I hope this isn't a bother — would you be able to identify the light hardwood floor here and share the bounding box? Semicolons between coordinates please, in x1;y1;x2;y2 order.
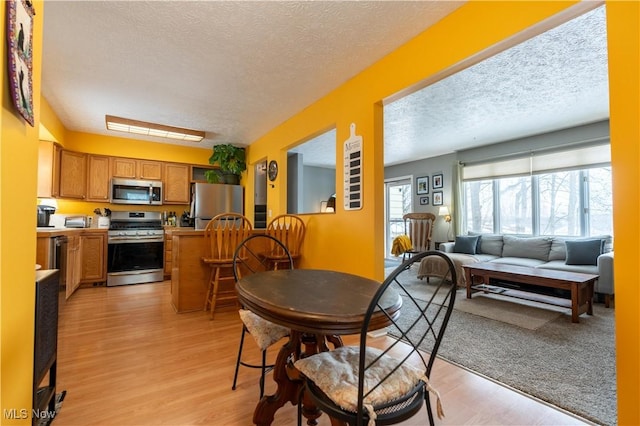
53;281;591;425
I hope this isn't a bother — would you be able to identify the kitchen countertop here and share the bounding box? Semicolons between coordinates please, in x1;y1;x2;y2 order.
36;227;108;237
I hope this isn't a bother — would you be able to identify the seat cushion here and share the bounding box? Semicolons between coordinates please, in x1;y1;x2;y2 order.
294;346;435;416
238;309;289;350
489;257;547;268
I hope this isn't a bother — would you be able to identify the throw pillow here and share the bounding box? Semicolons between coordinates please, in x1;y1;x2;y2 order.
565;239;605;265
453;235;480;255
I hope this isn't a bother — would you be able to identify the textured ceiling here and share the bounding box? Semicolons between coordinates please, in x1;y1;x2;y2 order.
41;2;608;168
41;1;462;151
383;5;609;166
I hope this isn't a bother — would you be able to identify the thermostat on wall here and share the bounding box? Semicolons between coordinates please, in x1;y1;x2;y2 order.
343;123;362;211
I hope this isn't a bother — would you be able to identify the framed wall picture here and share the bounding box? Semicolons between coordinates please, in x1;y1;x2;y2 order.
432;173;443;189
416;176;429;195
5;0;35;126
419;196;429;205
433;191;443;206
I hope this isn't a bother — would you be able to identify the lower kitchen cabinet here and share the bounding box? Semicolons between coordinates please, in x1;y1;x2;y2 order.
36;229;108;300
66;235;81;299
80;232;107;283
164;230;173;278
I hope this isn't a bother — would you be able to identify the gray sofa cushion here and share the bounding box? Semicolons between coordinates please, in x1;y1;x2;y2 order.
549;235;613;261
502;235;552;261
468;232;503;256
537;260;599;276
453;235;480;254
548;238;568;261
565;239;605;265
489;257;547;268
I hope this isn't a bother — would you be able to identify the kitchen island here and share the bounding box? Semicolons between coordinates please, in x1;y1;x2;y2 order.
166;228;264;313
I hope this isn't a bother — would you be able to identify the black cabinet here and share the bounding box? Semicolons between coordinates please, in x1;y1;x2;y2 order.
33;269;59;425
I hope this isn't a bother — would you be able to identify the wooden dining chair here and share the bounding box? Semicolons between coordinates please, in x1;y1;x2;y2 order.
295;251;457;426
402;213;436;262
265;214;306;269
201;213;252;318
232;234;293;398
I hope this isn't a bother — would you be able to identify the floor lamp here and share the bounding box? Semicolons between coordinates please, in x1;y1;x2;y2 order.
439;206;453;241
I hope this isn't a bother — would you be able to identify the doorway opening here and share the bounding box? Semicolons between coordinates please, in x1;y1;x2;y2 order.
384;177;412;265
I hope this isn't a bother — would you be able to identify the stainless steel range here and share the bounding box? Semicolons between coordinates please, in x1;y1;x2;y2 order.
107;211;164;286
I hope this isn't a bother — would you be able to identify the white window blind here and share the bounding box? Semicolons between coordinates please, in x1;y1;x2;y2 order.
462;144;610;181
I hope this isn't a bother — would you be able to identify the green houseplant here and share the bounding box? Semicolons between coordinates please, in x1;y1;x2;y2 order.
205;144;247;184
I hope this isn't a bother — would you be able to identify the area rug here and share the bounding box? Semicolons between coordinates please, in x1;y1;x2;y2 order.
389;289;617;426
396;273;567;330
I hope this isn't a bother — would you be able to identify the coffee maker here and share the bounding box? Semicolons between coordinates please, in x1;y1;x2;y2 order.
37;205;56;227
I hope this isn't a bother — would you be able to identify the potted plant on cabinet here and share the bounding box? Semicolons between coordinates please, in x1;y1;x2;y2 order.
205;144;246;184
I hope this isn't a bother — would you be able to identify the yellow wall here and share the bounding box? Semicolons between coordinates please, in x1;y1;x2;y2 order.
606;2;639;424
40;96;65;143
2;1;638;424
247;0;581;280
246;1;639;423
1;1;44;423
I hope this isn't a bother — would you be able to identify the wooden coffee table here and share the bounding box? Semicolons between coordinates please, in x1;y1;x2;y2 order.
463;262;598;323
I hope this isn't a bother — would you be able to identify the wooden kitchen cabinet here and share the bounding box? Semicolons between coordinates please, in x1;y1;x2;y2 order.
164;230;173;278
37;141;61;198
66;235;82;300
59;150;87;199
86;155;111;202
138;160;163;180
80;232;107;283
111;157;163;180
163;163;190;204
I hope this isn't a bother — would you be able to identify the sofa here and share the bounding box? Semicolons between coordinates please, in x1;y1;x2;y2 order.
417;233;614;307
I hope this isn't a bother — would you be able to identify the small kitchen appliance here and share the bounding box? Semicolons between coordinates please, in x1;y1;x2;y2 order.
64;216;89;228
37;205;56;227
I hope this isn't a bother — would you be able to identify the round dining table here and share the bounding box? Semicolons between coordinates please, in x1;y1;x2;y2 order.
236;268;402;426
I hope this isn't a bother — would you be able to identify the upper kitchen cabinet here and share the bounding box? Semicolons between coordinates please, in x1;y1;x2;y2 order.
163;163;190;204
86;155;111;202
37;141;61;198
59;150;87;199
111;157;163;180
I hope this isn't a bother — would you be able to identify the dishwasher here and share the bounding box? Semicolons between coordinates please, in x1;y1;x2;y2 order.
49;236;68;291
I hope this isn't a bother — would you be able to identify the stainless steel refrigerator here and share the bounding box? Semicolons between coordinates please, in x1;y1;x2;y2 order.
192;183;244;230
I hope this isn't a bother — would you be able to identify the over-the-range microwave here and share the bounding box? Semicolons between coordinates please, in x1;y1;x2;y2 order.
111;178;163;205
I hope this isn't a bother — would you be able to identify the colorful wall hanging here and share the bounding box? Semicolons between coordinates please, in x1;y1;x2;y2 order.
6;0;35;126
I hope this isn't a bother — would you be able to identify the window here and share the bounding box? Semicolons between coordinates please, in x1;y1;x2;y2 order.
462;166;612;237
385;178;412;258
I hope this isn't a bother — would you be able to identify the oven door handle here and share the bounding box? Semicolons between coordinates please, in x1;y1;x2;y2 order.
108;236;164;243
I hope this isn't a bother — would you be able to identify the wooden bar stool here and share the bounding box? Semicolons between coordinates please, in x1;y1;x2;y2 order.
201;213;252;318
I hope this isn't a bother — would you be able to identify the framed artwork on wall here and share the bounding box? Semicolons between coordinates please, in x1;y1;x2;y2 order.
5;0;36;127
416;176;429;194
432;173;443;189
433;191;443;206
419;196;429;205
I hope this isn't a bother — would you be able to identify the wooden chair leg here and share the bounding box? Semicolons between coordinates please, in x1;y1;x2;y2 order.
210;267;221;318
204;267;215;312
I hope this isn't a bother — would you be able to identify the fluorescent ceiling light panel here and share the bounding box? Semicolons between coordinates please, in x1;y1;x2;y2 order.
105;115;205;142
